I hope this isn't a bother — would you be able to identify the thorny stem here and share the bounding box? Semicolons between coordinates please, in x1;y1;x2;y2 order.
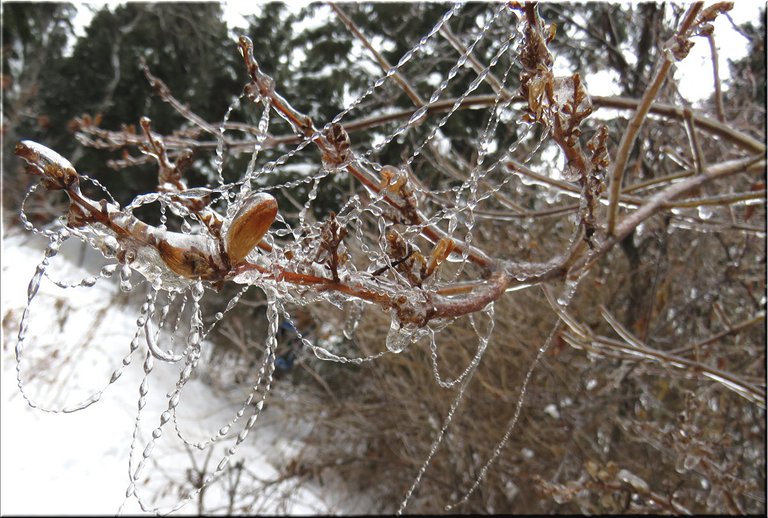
607;3;705;235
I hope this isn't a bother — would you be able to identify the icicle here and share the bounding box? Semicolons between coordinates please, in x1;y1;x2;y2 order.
14;233;110;413
431;303;494;389
216;93;244;187
397;346;485;515
385;319;412;354
343;299;364;340
446;280;582;511
164;289;281;516
119;264;133;292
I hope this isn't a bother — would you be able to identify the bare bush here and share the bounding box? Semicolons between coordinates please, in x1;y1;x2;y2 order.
6;2;765;514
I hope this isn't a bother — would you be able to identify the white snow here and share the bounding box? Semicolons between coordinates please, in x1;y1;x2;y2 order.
0;231;342;514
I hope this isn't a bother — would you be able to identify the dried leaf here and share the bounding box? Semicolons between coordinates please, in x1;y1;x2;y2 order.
225;192;278;265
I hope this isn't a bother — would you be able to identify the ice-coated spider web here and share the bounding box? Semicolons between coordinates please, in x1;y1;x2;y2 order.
13;3;588;514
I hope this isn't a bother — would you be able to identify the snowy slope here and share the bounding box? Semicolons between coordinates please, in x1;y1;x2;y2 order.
1;231;340;514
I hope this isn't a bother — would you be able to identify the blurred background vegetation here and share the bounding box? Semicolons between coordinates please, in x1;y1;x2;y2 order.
2;2;765;514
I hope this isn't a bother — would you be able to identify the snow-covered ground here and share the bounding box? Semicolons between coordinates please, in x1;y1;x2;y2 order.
1;230;348;514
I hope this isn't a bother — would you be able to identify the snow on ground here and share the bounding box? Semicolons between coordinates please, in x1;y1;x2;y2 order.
0;230;344;514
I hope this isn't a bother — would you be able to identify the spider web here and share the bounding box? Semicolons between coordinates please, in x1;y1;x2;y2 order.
13;3;584;514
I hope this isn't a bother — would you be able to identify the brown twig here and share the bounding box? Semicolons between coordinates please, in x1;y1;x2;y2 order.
682;107;706;174
329;3;424;106
236;35;495;271
577;154;765;275
607;2;706;235
706;33;726;123
73;93;765;159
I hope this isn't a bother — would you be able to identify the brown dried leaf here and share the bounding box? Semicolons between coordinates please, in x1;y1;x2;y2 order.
225;192;278;266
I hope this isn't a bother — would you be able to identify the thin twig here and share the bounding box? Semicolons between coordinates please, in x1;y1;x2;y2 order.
669;312;766;355
607;3;705;235
236;35;496;270
74;93;765;157
682;107;706;174
577;155;765;274
329;3;424;106
706;33;726;123
439;23;513;99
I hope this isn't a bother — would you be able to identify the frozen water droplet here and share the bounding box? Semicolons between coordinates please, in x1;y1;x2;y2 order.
675;454;688;473
119;264;133;292
697;205;713;220
101;264;118;278
45;239;62;258
192;281;204;301
543;403;560;419
312;346;342;362
99;235;120;258
343;300;364;340
181;220;192;234
618;469;650;492
562;163;580;182
142;442;154;458
324;292;345;310
386;319;412;354
683;454;700;470
27;265;45;301
188;329;201;347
